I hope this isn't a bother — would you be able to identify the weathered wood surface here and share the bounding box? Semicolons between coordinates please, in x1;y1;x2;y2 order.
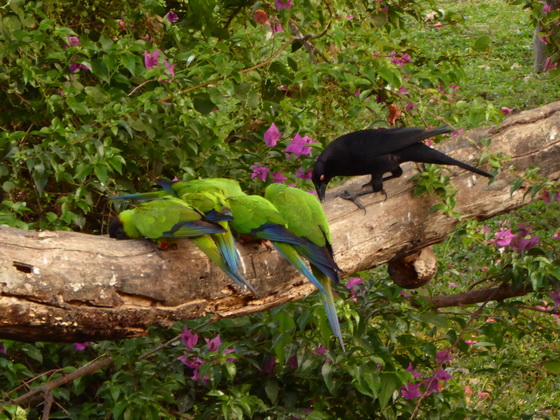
1;101;559;342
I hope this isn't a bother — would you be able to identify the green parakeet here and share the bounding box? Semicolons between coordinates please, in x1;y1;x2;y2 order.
265;183;344;350
226;193;328;296
109;197;252;293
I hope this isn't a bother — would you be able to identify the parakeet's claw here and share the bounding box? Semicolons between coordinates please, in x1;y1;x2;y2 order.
262;240;274;252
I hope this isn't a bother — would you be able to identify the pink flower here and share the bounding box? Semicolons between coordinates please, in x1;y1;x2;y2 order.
272;170;287;183
545;57;558;71
224;348;236;363
286;133;315;156
465;339;478;345
405;103;416;112
180;326;199;350
512;235;540;252
434;21;443;29
66;35;80;46
69;59;90;73
262;357;277;373
73;342;89;351
346;277;364;290
405;362;423;379
401;382;422;399
389;51;412;67
543;3;552;13
264;123;282;147
144;49;160;70
314;347;328;355
251;164;270;181
295;167;312;180
424;376;442;393
495;229;516;248
543;191;560;203
553;228;560;240
433;369;452;382
549;290;560;311
269;20;284;34
398;86;408;95
501;106;513;115
178;355;208;383
477;391;490;399
287;355;298;369
448;282;457;288
166;11;179;23
164;59;176;78
435;349;454;364
205;335;222;352
118;19;126;30
276;0;292;10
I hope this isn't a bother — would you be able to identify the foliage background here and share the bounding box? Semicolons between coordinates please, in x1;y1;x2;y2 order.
1;0;560;418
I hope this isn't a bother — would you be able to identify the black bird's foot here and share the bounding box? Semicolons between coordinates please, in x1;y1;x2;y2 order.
338;190;367;211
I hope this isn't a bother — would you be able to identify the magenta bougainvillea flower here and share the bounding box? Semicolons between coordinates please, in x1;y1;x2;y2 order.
264;123;282;147
286;133;315;156
144;49;160;70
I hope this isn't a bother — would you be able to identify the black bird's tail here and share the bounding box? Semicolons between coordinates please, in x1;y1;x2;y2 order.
399;143;492;178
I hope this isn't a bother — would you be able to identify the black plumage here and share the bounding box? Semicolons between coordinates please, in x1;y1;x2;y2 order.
312;126;492;206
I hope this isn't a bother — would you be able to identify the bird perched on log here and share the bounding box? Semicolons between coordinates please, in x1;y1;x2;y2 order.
264;183;345;350
312;126;492;208
109;196;254;294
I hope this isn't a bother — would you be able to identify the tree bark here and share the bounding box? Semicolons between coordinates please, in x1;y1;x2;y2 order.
1;102;560;343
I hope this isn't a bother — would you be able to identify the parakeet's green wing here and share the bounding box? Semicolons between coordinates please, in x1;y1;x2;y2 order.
170;178;245;198
129;197;223;239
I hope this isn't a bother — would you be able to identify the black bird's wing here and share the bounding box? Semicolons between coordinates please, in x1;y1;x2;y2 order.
329;126;453;157
395;143;492;177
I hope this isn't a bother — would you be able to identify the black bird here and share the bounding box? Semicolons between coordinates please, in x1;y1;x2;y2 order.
312;126;492;207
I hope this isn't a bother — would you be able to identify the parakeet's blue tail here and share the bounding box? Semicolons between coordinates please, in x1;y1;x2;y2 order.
192;235;255;294
253;223;307;246
162;221;225;237
313;267;345;351
213;226;256;295
295;240;341;284
109;191;168;201
272;241;326;295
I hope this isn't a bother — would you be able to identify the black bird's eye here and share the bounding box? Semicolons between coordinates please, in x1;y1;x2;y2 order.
320;174;325;181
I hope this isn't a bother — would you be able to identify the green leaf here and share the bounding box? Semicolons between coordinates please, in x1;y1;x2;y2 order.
378;373;397;410
94;164;108;183
543;361;560;375
264;378;278;404
193;93;216;115
321;363;335;394
473;35;492;52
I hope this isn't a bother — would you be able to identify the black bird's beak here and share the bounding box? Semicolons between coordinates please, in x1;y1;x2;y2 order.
316;182;327;202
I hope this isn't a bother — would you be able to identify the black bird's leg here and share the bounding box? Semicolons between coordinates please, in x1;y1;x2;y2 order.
339;167;404;209
337;188;375;210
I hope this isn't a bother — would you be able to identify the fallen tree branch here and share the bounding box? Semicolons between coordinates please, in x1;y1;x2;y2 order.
0;101;559;342
428;284;532;309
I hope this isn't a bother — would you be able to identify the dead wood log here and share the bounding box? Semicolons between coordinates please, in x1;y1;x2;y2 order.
1;101;560;342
